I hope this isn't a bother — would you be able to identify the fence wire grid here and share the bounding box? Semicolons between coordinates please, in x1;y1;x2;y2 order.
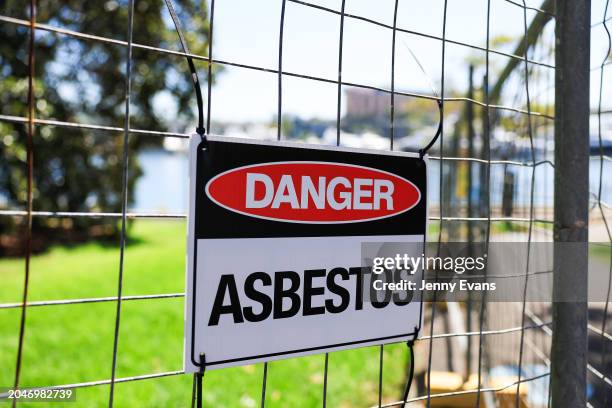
0;0;611;407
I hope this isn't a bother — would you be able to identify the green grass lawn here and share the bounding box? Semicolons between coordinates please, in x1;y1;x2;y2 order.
0;220;411;407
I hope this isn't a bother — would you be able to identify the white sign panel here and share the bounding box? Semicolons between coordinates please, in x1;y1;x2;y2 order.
184;135;427;372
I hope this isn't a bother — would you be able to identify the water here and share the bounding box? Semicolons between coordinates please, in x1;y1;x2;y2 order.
132;149;189;213
132;149;611;213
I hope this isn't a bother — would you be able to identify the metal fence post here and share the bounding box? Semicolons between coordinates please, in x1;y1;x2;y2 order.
551;1;591;407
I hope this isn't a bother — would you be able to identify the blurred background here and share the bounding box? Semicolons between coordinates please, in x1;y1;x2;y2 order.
0;0;611;406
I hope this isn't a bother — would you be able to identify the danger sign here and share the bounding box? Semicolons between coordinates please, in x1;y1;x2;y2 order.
206;162;421;223
184;135;427;372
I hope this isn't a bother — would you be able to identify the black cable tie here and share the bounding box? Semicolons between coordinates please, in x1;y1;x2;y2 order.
408;325;420;347
419;99;443;159
195;353;206;408
197;127;208;149
401;334;417;408
163;0;207;145
199;352;206;373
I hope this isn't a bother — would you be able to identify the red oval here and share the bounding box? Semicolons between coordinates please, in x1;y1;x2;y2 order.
205;161;421;224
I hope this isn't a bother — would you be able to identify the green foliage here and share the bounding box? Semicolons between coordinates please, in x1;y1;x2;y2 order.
0;0;215;253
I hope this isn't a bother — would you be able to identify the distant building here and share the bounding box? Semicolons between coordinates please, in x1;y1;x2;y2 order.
345;88;389;117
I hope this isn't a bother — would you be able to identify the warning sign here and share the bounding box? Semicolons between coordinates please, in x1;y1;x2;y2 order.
184;135;427;371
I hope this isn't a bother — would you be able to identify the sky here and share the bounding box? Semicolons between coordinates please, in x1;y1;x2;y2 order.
189;0;611;124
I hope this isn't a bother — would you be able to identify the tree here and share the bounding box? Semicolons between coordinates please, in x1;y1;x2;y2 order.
0;0;216;254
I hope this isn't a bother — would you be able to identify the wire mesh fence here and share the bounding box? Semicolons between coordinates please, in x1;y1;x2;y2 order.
0;0;610;407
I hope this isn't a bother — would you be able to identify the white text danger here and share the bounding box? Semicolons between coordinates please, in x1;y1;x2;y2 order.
245;173;395;210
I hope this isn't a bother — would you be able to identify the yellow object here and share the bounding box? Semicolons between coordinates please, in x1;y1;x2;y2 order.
424;372;529;408
425;371;484;407
488;376;529;408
